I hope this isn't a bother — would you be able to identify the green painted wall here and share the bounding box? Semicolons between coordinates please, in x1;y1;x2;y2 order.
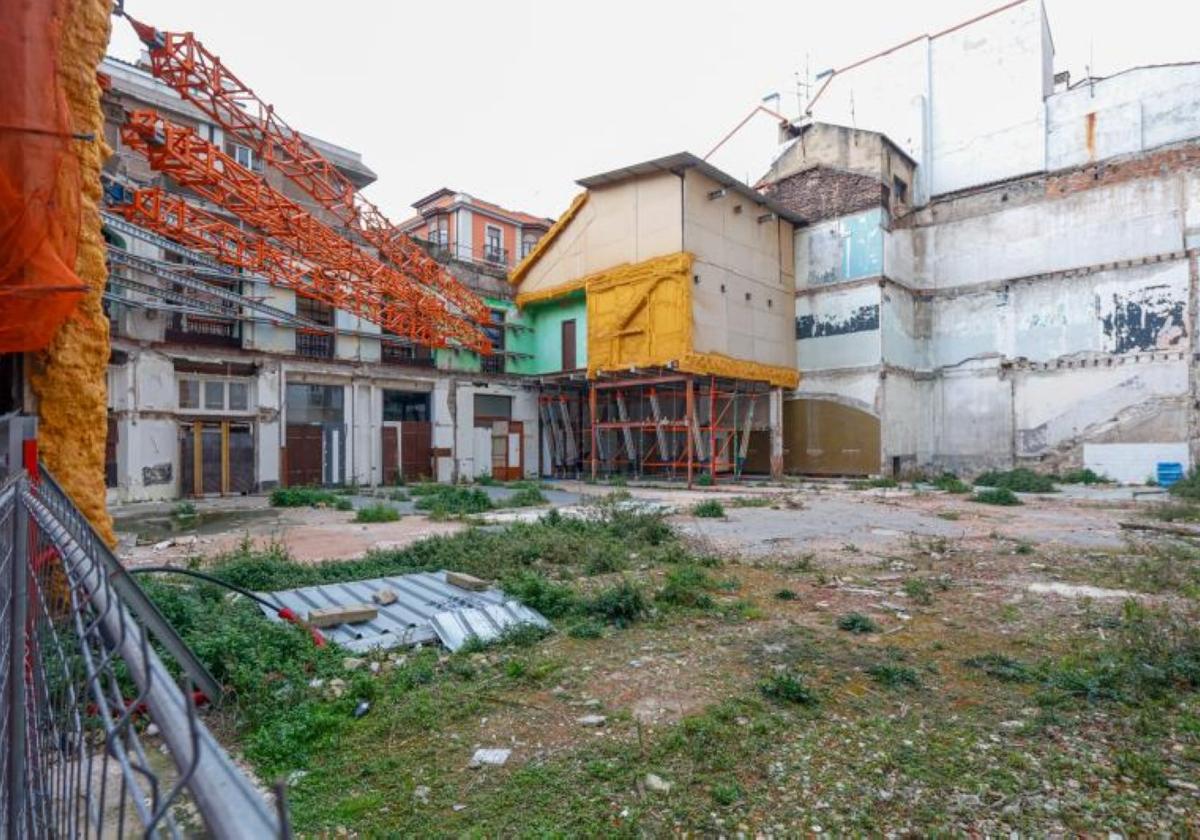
508;292;587;375
435;293;587;376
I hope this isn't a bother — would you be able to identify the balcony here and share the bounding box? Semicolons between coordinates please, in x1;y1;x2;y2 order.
165;314;240;348
381;340;435;367
413;238;528;270
482;245;508;265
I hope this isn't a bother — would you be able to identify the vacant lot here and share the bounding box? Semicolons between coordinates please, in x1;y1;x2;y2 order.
126;479;1200;835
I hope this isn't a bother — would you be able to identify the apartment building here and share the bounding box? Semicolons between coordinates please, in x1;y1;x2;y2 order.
100;56;547;501
399;189;552;271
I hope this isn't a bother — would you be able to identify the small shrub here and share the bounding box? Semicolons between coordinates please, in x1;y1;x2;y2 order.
387;489;410;502
475;473;499;486
837;612;879;634
692;499;725;518
1151;502;1200;523
973;487;1022;506
334;497;353;512
1060;468;1109;485
656;565;715;610
354;504;400;523
587;580;648;627
711;781;744;806
973;468;1056;493
1014;540;1035;555
932;473;970;494
774;588;799;601
936;510;961;521
729;495;774;508
505;487;548;508
1168;468;1200;501
270;486;339;508
851;477;898;490
172;501;197;522
502;572;580;618
413;485;493;517
695;473;714;487
759;671;818;705
903;578;933;605
867;663;921;688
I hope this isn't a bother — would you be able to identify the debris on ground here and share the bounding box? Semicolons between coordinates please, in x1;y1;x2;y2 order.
468;748;511;768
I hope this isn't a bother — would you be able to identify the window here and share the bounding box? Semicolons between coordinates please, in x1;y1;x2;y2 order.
178;377;254;413
473;393;512;425
383;390;431;422
561;319;577;371
892;176;908;207
228;381;249;411
227;142;255;171
295;296;335;358
285;383;344;423
484;225;504;263
520;234;538;258
179;380;200;410
481;308;506;374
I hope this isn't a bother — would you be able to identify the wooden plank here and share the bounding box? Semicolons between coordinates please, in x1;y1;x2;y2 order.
446;571;491;591
307;603;378;628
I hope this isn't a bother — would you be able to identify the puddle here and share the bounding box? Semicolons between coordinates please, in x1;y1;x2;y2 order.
113;508;279;544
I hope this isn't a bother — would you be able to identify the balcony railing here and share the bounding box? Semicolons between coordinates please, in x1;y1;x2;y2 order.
166;313;241;348
415;238;533;270
381;340;435;367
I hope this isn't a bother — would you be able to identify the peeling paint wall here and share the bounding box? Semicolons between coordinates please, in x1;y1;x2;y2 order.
796;208;885;286
30;0;114;543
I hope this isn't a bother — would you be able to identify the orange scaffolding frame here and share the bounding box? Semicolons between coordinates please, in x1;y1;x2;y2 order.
123;14;489;327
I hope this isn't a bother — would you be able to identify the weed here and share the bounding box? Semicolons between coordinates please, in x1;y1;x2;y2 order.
936;510;961;521
728;495;774;508
1150;502;1200;523
566;621;603;639
1168;468;1200;501
504;487;548;508
656;565;716;610
973;487;1022;506
270;486;339;508
962;653;1036;682
587;580;648;627
354;504;400;523
774;588;799;601
785;554;815;572
413;485;493;517
758;671;818;705
1059;468;1110;485
973;468;1056;493
696;473;714;487
692;499;725;518
171;501;197;522
335;498;354;512
1014;540;1035;555
475;473;500;486
607;475;628;487
932;473;971;494
867;663;921;688
710;781;744;806
903;578;934;605
386;489;410;502
837;612;879;634
502;572;580;618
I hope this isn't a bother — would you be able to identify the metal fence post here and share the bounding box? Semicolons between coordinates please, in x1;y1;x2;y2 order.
7;476;28;837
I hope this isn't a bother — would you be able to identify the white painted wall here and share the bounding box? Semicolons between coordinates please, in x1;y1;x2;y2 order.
1083;442;1190;485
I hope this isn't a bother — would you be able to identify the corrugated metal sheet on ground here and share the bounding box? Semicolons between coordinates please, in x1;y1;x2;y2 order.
256;570;548;653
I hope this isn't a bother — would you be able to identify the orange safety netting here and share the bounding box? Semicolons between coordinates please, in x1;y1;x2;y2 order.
0;0;88;352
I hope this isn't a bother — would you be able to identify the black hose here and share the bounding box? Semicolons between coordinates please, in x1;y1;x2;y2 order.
129;565;282;611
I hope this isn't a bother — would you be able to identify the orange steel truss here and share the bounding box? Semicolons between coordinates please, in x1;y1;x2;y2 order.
113;187;443;346
119;110;489;353
124;15;489;327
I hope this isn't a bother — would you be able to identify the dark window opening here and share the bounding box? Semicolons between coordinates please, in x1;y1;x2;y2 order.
474;393;512;427
383;390;431;422
295;296;335;359
561;319;577;371
892;176;908;207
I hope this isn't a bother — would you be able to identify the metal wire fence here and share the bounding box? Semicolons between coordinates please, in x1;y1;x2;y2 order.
1;415;284;838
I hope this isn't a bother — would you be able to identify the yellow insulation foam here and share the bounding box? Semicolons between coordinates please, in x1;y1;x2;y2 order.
508;191;588;286
585;251;798;389
514;276;587;308
29;0;115;545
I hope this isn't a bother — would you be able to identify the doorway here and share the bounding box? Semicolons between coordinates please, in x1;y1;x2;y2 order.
179;420;255;496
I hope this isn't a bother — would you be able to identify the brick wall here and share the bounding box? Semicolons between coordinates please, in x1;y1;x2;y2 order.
1046;143;1200;199
762;166;886;225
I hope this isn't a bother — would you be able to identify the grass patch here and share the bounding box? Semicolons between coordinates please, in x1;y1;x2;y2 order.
973;487;1022;506
353;503;400;523
936;510;961;521
586;579;648;627
866;663;921;688
728;495;774;508
504;486;548;508
758;671;818;705
566;620;604;639
334;497;354;512
270;486;340;508
1149;502;1200;523
691;499;725;518
837;612;878;634
656;565;717;610
963;653;1036;683
774;588;799;601
412;485;493;518
973;468;1056;493
903;578;934;605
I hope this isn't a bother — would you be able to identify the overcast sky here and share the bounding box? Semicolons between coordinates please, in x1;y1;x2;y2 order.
109;1;1199;222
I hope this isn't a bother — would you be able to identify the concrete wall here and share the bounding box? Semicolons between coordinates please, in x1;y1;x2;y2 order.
507;294;588;376
808;0;1051;200
518;172;683;295
796;208;886;287
683;168;797;370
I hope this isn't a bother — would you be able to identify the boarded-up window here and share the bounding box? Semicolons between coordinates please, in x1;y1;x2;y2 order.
561;319;576;371
474;393;512;426
383;390;430;422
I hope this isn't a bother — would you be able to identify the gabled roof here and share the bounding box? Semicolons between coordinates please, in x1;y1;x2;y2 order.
576;151;806;225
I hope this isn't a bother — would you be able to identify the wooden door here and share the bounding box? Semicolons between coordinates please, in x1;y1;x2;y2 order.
561;319;576;371
493;420;523;481
381;425;400;484
228;423;255;493
400;421;432;481
285;424;324;486
181;420;256;495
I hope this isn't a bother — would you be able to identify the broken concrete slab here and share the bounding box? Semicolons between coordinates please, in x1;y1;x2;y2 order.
468;748;511;768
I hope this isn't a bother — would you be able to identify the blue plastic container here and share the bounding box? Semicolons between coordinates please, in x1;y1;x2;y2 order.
1156;462;1184;488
